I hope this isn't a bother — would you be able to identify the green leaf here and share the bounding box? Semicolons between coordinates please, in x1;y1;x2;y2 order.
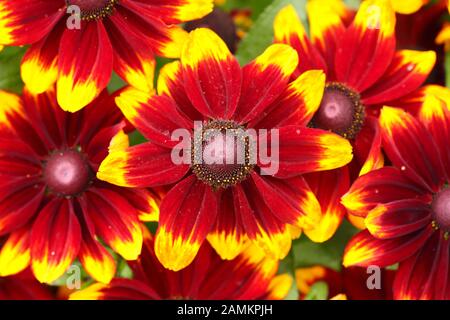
445;51;450;88
223;0;273;19
0;46;27;93
235;0;307;65
292;220;359;271
304;281;329;300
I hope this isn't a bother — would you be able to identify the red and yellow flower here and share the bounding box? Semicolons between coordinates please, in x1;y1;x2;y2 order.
0;270;54;300
98;28;353;271
0;88;160;284
342;89;450;299
70;229;291;300
0;0;213;112
296;265;394;300
273;0;436;238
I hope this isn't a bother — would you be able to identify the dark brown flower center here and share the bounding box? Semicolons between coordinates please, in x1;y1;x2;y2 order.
66;0;118;20
432;187;450;235
191;120;254;190
311;83;365;139
43;149;93;196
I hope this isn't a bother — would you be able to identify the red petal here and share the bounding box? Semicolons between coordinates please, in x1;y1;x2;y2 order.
249;70;325;129
57;21;113;112
98;142;190;188
365;199;432;239
273;5;327;77
31;199;81;284
343;227;433;268
379;107;446;192
342;167;430;217
234;44;298;123
334;0;396;92
0;0;64;45
115;87;193;147
155;175;218;271
181;28;241;119
362;50;436;105
81;187;143;261
262;126;353;178
394;233;449;300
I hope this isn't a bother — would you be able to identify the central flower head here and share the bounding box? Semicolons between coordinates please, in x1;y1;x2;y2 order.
66;0;118;20
43;149;93;196
432;187;450;234
191;120;255;190
311;83;365;139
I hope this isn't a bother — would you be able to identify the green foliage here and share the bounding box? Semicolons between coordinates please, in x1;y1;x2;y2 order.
235;0;307;65
304;281;329;300
0;46;26;93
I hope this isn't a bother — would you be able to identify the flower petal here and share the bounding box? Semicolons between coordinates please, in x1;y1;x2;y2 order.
365;199;432;239
417;91;450;180
115;87;192;147
273;5;327;76
233;44;298;123
341;167;430;217
334;0;396;91
263;126;353;178
57;21;113;112
105;11;156;93
0;227;30;276
0;0;64;45
31;199;81;284
98;141;190;188
207;188;247;260
379;106;445;192
306;0;348;78
304;167;350;243
81;188;143;261
181;28;242;119
155;175;218;271
250;70;325;129
21;20;65;94
235;183;293;260
393;233;449;300
79;231;116;284
343;227;433;268
362;50;436;105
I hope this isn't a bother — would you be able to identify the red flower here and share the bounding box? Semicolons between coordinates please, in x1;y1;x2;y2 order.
342;95;450;299
272;0;436;240
70;229;291;300
0;270;54;300
0;89;160;284
296;265;394;300
97;28;353;271
0;0;214;111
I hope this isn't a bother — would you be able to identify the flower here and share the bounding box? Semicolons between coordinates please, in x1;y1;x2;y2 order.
0;88;160;284
98;28;353;271
342;92;450;299
70;229;291;300
296;265;394;300
272;0;436;239
0;0;213;111
0;270;54;300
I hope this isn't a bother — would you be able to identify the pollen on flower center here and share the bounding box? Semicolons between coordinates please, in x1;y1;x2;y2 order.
311;83;365;139
43;149;93;197
191;120;255;190
66;0;118;21
432;187;450;234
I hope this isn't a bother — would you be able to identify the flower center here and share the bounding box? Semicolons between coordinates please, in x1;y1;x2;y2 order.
43;149;93;196
66;0;118;20
311;83;365;139
191;120;255;190
432;187;450;234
